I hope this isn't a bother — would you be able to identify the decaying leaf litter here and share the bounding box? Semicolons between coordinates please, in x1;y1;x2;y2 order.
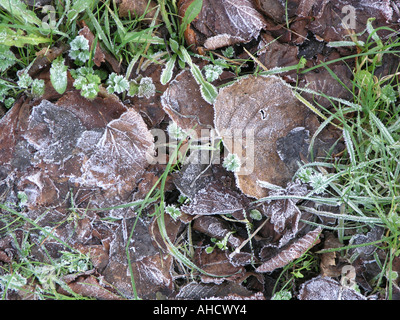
0;0;400;300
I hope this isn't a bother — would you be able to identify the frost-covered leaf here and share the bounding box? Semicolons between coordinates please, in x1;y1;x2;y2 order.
192;216;244;249
264;180;309;246
17;72;33;89
298;276;366;300
180;46;218;104
256;227;322;273
167;121;188;140
165;204;182;221
81;83;99;100
182;181;248;217
80;108;155;200
106;73;129;94
0;0;42;26
160;54;176;85
69;35;90;65
180;0;267;49
64;275;123;300
214;75;319;199
138;77;156;99
50;57;68;95
223;153;241;173
203;64;223;82
69;35;90;52
30;79;45;98
161;69;215;136
0;45;17;72
176;281;258;300
103;217;176;299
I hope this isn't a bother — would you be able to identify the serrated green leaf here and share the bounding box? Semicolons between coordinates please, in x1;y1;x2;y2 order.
160;54;176;85
0;28;51;47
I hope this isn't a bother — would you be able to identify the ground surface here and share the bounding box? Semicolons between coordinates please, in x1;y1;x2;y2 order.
0;0;400;300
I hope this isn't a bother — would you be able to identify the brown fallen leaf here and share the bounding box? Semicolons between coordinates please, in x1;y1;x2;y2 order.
64;274;124;300
299;60;353;108
181;181;248;218
180;0;267;50
79;107;155;201
214;75;320;199
257;33;300;78
176;281;257;300
256;227;322;273
298;275;366;300
319;232;343;278
161;70;215;136
0;89;155;215
263;180;309;247
116;0;159;21
195;246;245;284
102;217;175;299
254;0;300;23
192;216;245;249
78;25;105;67
304;0;398;43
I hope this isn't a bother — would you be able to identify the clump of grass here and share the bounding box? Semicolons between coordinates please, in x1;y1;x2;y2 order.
266;22;400;299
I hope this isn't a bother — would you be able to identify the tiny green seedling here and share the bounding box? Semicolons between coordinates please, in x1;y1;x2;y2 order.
205;231;235;254
165;204;182;221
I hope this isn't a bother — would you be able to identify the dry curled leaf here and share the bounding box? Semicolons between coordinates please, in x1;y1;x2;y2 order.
256;227;322;273
192;216;244;249
63;275;124;300
264;180;309;246
214;75;319;199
